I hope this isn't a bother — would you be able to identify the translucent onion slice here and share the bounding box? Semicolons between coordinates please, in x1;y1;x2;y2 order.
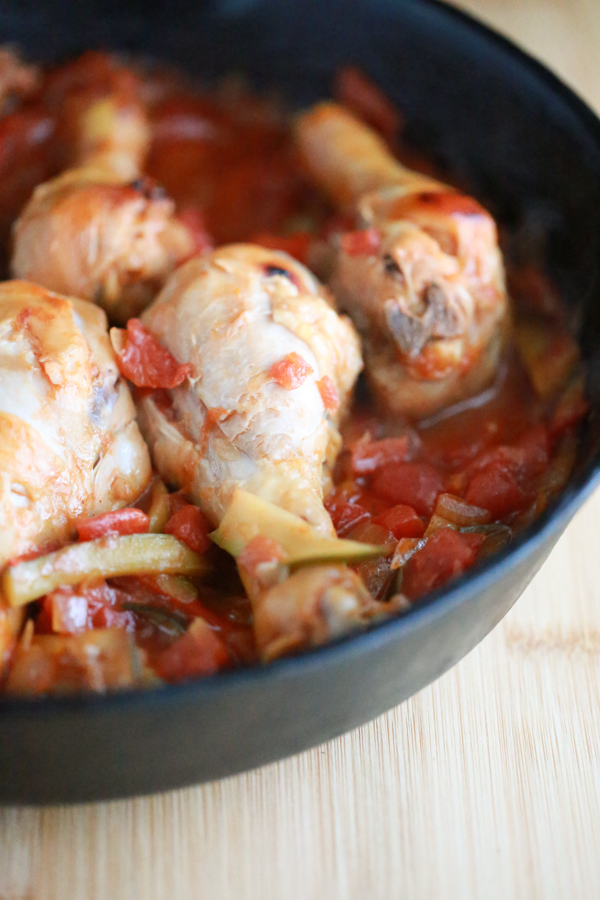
147;477;170;534
434;493;491;527
3;535;209;607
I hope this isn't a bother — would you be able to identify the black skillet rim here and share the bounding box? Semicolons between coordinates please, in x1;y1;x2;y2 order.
1;0;600;718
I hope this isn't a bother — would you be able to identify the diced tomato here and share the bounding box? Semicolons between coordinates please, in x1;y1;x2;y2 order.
250;231;312;264
371;461;443;517
345;520;397;553
237;535;286;578
327;500;371;537
373;505;425;539
462;425;550;519
164;504;212;555
340;227;382;256
335;66;402;145
317;376;339;412
464;462;529;519
269;352;313;390
402;529;485;600
116;319;192;389
176;206;214;255
37;581;136;635
350;436;413;475
76;508;150;542
154;618;230;682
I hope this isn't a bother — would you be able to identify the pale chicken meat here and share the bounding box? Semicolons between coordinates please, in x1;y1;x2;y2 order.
0;280;151;570
136;244;404;658
137;243;362;534
294;102;510;419
11;55;197;322
251;563;404;662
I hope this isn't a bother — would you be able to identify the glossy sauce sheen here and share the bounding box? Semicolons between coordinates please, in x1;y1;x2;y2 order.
0;58;587;692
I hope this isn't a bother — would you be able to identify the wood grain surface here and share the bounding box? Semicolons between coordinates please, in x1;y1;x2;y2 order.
2;3;600;898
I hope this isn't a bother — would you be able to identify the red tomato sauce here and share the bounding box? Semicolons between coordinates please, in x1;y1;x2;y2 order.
0;58;588;691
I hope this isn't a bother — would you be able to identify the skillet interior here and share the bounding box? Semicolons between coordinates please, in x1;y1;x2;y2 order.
1;0;600;803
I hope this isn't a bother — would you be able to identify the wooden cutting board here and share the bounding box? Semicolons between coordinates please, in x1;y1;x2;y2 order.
2;3;600;897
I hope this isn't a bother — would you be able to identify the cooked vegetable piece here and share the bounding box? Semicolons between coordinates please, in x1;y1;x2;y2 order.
269;352;314;390
154;618;230;682
402;529;486;599
39;580;135;635
114;319;192;388
434;494;491;527
164;504;212;554
390;537;426;571
147;477;170;534
76;508;150;541
210;490;386;567
371;461;443;516
350;436;413;475
120;601;189;637
3;534;208;607
327;500;371;537
373;505;425;539
137;573;199;605
345;520;397;554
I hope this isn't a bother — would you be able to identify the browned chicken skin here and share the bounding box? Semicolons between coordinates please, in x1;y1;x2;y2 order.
0;279;151;569
11;56;197;322
138;243;362;532
294;102;510;419
137;244;402;658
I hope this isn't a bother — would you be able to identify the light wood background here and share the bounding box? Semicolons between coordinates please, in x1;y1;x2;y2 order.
3;3;600;898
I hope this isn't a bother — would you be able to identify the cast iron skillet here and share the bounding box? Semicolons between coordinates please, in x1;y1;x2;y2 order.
1;0;600;804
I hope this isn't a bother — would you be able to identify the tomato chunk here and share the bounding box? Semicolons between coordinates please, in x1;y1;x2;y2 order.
327;500;371;537
350;436;412;475
463;425;550;519
402;529;485;599
76;508;150;542
154;618;230;682
269;352;313;390
317;376;339;412
116;319;191;389
371;461;443;516
164;504;212;554
251;231;312;264
464;462;529;519
37;581;135;635
340;227;382;256
373;505;425;539
237;535;286;577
